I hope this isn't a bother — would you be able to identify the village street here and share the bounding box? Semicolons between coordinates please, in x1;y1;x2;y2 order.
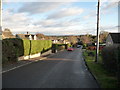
3;48;99;88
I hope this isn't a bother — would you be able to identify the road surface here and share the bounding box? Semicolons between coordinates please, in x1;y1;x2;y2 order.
3;48;99;88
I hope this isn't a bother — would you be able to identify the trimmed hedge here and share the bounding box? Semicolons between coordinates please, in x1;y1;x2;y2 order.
52;44;70;53
2;38;52;64
2;38;24;63
23;40;30;56
101;45;119;73
30;40;52;55
101;45;120;85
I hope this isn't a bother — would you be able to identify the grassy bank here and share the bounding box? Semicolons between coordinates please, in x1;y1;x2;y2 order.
83;50;118;88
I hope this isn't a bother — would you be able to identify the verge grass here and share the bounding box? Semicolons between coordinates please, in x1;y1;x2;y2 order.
83;50;118;88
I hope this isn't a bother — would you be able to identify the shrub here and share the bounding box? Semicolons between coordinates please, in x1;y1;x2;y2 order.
23;40;30;56
88;52;95;57
58;45;65;51
52;44;69;52
101;45;119;73
31;40;43;55
102;45;120;86
2;39;52;64
2;38;24;64
83;44;87;49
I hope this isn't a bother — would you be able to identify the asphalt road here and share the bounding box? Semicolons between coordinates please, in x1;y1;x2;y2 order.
3;48;99;88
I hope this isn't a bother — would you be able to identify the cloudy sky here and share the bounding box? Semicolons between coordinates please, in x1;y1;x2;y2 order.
2;0;119;35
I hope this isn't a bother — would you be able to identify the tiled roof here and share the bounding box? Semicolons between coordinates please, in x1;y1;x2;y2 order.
16;34;29;39
109;33;120;44
2;30;15;39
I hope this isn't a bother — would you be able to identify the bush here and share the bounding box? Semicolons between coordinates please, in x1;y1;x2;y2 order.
2;38;24;63
2;39;52;64
52;44;68;53
30;40;52;55
83;44;87;49
101;45;120;73
24;40;52;55
88;52;95;57
23;40;30;56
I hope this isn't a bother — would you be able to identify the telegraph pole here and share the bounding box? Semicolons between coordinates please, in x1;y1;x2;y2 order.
0;0;2;38
95;0;100;62
0;1;2;90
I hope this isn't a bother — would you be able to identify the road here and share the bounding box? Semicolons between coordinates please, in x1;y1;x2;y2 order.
3;48;99;88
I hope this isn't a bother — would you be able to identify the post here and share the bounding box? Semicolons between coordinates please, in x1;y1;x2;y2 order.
0;0;2;35
0;1;2;90
0;0;2;41
95;0;100;62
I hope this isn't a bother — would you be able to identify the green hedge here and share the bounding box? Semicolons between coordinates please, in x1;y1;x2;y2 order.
30;40;52;55
52;44;70;52
101;45;120;73
101;45;120;86
2;38;52;64
2;38;24;63
23;40;30;56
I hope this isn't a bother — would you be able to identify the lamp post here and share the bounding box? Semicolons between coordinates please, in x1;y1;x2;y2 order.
95;0;100;62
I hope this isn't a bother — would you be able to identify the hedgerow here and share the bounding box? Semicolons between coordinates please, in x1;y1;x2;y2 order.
2;38;52;64
101;45;119;73
101;45;120;86
2;38;24;63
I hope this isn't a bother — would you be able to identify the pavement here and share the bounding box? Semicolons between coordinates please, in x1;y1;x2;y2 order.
2;48;99;88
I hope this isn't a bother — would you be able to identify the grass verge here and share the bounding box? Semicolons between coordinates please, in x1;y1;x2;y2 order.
83;49;118;88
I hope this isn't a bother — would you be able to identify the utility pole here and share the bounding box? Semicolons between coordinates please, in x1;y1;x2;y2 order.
0;0;2;39
0;1;2;90
95;0;100;62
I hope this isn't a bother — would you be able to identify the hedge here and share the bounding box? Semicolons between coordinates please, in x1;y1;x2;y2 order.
101;45;120;85
2;38;24;63
30;40;52;55
101;45;120;73
52;44;71;52
23;40;30;56
2;38;52;64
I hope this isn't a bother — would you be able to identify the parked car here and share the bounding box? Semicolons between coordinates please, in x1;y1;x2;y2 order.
77;45;81;48
67;47;74;51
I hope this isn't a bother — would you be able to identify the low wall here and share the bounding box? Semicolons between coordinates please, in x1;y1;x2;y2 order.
18;50;52;60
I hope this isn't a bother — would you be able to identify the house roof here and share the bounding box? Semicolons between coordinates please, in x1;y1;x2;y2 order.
16;34;36;39
109;33;120;43
16;34;28;39
2;29;15;39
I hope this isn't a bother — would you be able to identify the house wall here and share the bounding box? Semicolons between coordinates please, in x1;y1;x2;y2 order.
29;35;32;40
34;35;37;40
106;34;114;46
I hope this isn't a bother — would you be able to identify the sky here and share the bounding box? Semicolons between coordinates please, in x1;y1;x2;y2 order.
2;0;119;35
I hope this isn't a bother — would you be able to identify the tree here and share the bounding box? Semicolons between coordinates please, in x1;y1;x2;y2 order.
67;36;78;46
99;31;109;43
80;34;92;44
